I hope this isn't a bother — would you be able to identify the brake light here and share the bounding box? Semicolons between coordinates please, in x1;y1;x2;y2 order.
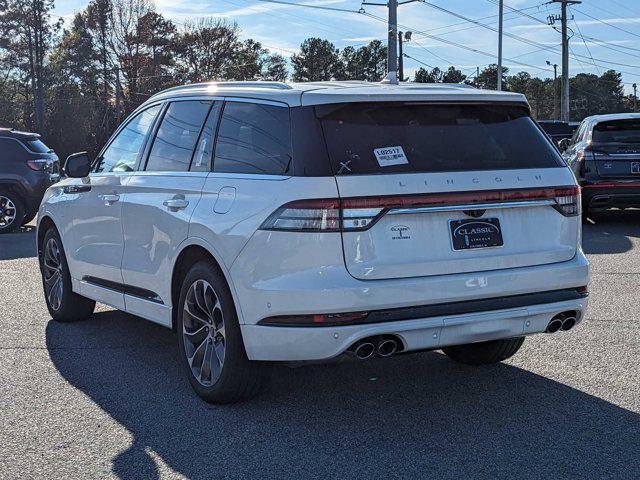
260;199;341;231
26;159;48;171
260;186;582;232
552;186;581;216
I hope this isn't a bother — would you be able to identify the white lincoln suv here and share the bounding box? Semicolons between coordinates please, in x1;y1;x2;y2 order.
37;81;589;403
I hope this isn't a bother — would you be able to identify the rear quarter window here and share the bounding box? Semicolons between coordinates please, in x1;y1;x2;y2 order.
317;103;563;175
23;139;51;153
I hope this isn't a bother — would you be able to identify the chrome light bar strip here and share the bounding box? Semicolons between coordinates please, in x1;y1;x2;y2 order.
387;199;556;215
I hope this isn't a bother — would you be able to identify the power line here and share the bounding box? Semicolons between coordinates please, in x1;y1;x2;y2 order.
417;0;640;71
572;7;640;39
363;11;555;73
252;0;361;14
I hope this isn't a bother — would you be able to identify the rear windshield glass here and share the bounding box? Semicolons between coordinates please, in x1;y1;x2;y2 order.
317;103;562;175
593;119;640;143
23;139;51;153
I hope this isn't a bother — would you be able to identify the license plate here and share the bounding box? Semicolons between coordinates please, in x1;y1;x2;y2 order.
449;218;503;251
631;162;640;174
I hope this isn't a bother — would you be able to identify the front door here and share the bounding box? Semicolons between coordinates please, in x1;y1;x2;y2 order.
65;104;162;309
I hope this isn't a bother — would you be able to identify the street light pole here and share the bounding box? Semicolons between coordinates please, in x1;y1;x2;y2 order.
547;60;559;120
497;0;503;90
634;83;638;112
398;31;404;82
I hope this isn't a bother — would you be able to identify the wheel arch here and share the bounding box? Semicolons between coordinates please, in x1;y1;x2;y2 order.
170;238;244;333
37;215;58;258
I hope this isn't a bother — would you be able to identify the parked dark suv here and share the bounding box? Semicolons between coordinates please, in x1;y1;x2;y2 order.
0;128;59;233
561;113;640;217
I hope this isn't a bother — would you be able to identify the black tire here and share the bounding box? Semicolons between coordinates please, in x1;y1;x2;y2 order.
177;259;270;404
39;227;96;321
442;337;525;366
0;191;25;234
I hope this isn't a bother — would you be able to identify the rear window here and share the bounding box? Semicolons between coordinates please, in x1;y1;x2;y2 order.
317;103;562;175
23;139;51;153
593;119;640;143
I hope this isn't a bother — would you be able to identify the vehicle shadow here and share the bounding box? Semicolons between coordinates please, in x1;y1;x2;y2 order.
582;209;640;255
0;226;36;260
45;311;639;479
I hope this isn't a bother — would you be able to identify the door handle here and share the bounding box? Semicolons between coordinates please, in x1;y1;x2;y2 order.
163;198;189;211
101;194;120;205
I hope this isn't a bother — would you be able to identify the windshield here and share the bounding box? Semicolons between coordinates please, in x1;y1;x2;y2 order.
317;103;563;175
593;119;640;143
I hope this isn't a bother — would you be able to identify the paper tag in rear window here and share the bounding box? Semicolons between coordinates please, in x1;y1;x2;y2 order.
373;146;408;167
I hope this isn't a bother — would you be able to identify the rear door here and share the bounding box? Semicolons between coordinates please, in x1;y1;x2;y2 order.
590;119;640;179
317;102;580;280
120;100;218;324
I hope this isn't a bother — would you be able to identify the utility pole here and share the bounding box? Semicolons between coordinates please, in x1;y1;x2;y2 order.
497;0;503;90
385;0;398;83
550;0;581;121
547;60;559;120
363;0;418;84
634;83;638;112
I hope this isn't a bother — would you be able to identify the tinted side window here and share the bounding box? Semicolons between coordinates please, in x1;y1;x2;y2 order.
145;101;212;172
191;102;222;172
214;102;291;175
95;105;161;173
0;138;25;160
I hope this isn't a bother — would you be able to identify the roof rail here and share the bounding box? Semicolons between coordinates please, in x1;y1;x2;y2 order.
147;81;293;101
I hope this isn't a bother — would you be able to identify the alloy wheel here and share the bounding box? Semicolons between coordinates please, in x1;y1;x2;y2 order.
0;196;17;228
43;238;63;311
182;279;226;387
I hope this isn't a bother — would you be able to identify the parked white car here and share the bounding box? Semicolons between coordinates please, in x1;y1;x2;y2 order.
37;81;589;403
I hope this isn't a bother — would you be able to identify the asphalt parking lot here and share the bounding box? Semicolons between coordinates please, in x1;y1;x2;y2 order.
1;213;639;480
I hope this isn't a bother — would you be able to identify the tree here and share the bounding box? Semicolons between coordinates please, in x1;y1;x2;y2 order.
262;53;287;81
414;66;442;83
1;0;61;131
442;66;466;83
174;18;241;83
475;64;509;90
291;37;340;81
86;0;113;104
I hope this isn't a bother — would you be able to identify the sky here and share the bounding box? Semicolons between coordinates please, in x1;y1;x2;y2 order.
54;0;640;93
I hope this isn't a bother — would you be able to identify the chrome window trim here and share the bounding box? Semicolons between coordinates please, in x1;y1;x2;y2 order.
206;172;291;181
222;97;289;108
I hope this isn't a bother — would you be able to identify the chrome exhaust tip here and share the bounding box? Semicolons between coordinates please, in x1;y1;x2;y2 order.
561;316;576;331
546;318;563;333
354;342;375;360
378;339;397;357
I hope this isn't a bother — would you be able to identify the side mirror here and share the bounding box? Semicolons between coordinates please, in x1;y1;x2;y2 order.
64;152;92;178
557;138;571;152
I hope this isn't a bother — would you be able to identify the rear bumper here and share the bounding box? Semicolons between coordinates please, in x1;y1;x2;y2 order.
241;296;588;361
582;184;640;211
234;251;590;361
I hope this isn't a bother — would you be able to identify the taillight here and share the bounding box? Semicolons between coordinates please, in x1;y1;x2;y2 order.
552;186;581;216
260;186;582;232
26;159;48;171
26;158;58;174
260;199;340;232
